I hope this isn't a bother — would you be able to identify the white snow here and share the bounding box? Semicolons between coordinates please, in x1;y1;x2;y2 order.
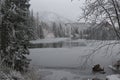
38;69;106;80
66;39;87;43
39;69;77;80
106;74;120;80
45;32;55;38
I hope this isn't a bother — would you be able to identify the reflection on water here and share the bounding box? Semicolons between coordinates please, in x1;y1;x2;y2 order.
29;42;63;48
29;41;87;48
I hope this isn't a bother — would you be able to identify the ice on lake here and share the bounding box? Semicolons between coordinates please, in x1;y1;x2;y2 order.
28;38;120;80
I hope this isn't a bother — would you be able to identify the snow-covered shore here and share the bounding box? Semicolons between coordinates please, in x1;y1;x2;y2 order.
107;74;120;80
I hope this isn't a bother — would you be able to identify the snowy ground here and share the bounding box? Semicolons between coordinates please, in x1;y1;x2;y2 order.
38;68;107;80
106;74;120;80
29;39;120;80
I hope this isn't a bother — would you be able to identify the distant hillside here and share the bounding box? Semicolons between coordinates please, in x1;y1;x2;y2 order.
33;12;119;40
39;11;72;24
36;12;92;39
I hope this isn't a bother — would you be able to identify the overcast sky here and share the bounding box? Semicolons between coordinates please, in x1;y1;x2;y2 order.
30;0;85;21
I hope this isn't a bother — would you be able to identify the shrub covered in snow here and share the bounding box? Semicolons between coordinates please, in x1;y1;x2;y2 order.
106;74;120;80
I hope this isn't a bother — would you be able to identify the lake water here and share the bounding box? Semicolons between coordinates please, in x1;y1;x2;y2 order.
29;39;87;48
28;39;120;80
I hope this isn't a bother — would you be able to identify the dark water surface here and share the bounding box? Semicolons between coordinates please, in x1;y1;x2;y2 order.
29;40;87;48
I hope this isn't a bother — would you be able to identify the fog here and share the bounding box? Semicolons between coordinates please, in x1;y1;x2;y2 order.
30;0;85;21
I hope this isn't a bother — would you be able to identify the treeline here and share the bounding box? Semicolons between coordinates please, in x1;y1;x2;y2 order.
81;22;119;40
35;21;119;40
35;20;119;40
36;21;71;38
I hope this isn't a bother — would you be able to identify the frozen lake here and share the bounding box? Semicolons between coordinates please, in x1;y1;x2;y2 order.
28;39;120;80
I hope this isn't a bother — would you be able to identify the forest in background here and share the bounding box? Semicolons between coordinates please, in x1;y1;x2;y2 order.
0;0;120;80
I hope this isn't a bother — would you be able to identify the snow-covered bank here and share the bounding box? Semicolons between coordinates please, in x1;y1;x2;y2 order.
106;74;120;80
31;67;108;80
0;70;37;80
39;69;88;80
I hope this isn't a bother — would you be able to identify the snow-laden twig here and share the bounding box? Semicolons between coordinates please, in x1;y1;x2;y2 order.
80;41;120;67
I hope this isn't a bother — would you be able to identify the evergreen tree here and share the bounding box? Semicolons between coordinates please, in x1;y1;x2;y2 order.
39;24;44;39
53;22;58;37
58;23;64;37
27;10;38;40
0;0;31;72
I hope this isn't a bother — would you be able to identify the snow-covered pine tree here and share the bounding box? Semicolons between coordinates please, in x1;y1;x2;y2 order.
39;24;44;39
53;22;58;37
28;10;38;40
0;0;31;72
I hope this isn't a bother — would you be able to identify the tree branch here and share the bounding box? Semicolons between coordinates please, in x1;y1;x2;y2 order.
111;0;120;30
97;0;120;39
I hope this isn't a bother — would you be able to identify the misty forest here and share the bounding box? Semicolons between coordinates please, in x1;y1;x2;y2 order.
0;0;120;80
